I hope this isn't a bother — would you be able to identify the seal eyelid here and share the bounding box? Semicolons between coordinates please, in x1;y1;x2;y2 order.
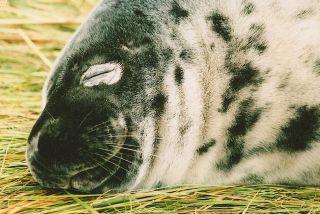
80;63;123;87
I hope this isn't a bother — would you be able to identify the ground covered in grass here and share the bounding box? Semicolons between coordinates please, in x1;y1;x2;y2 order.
0;1;320;213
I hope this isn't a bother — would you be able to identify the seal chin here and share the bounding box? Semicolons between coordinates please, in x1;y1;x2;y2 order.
27;154;71;190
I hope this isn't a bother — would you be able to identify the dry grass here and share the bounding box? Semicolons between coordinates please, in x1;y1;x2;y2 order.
0;1;320;213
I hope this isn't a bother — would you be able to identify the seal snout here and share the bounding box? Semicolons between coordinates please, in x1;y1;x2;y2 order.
26;113;129;192
35;118;79;160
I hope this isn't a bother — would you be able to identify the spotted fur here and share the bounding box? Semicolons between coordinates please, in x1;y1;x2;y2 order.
26;0;320;193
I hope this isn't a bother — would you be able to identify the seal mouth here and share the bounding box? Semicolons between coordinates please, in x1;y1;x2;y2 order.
27;148;125;192
26;106;141;193
26;128;140;193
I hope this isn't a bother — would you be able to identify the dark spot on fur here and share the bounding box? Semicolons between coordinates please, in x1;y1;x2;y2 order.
170;31;178;39
277;76;290;90
179;121;191;136
179;49;193;61
161;48;174;61
242;2;255;15
151;93;167;117
197;139;216;155
314;59;320;74
229;99;262;136
296;9;313;19
229;65;261;89
216;138;244;172
220;63;262;112
278;82;287;90
133;9;145;17
155;182;164;189
254;43;267;53
174;65;184;85
247;23;267;54
217;99;262;171
250;23;263;31
220;92;236;113
242;175;264;184
154;138;160;147
207;11;232;42
276;106;320;151
210;43;215;51
170;1;189;24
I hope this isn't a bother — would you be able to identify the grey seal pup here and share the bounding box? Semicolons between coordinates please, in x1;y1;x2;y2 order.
27;0;320;193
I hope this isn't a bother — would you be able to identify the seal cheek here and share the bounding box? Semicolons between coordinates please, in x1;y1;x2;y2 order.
81;62;123;87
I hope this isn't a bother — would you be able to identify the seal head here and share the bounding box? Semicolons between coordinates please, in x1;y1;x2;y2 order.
26;0;163;192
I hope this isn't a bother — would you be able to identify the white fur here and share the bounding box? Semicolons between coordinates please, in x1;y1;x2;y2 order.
133;0;320;188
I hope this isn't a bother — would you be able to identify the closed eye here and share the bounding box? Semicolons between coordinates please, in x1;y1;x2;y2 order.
81;63;123;87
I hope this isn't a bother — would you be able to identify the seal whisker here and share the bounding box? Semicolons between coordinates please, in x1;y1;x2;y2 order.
44;109;55;121
99;144;158;158
96;146;138;161
89;139;141;150
90;133;163;141
90;152;125;170
97;146;140;155
86;121;110;133
79;110;94;128
91;134;136;139
104;143;140;148
96;148;138;165
87;155;113;172
88;151;131;173
76;155;98;178
86;155;123;182
109;134;136;138
88;123;140;135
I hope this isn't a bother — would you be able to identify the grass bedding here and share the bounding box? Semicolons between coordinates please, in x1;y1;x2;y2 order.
0;0;320;213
